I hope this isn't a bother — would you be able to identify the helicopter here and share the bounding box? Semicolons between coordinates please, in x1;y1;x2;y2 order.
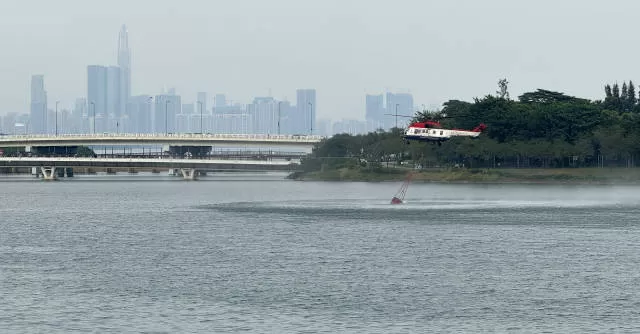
386;112;487;145
403;120;486;144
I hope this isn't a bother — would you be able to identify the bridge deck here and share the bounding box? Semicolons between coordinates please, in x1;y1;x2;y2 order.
0;133;324;147
0;157;299;171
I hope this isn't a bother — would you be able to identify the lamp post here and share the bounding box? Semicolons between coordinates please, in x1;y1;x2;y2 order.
277;101;282;135
165;99;171;135
55;101;59;136
196;101;203;134
90;101;95;134
42;104;46;135
146;96;153;134
308;102;313;135
395;103;399;130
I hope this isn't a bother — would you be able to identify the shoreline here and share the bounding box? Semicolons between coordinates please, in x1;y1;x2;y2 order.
289;167;640;185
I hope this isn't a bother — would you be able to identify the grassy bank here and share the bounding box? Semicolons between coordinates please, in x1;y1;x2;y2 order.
289;167;640;184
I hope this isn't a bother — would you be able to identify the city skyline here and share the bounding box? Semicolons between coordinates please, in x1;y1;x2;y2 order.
6;24;414;136
6;20;420;123
2;0;636;120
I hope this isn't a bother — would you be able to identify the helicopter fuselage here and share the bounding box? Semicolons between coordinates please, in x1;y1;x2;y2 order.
402;122;486;143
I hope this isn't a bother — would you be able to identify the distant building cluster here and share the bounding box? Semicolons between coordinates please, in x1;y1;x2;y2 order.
319;92;415;136
0;26;412;137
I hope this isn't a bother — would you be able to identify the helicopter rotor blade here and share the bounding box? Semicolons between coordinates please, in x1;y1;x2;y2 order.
384;113;414;118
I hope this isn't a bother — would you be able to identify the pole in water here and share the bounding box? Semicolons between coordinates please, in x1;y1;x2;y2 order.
390;173;413;204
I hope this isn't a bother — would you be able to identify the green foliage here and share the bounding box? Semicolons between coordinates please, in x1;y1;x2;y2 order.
300;81;640;175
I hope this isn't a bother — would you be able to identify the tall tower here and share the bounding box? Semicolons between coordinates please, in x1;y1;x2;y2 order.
87;65;108;133
30;75;48;134
118;25;131;115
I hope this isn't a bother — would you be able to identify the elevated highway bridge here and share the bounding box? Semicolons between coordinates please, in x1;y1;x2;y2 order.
0;133;321;181
0;133;323;150
0;156;299;180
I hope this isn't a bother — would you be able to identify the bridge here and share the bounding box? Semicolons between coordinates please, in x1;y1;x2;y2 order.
0;157;299;180
0;133;321;180
0;133;323;150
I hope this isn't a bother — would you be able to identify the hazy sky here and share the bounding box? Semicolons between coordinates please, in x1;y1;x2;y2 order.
0;0;638;119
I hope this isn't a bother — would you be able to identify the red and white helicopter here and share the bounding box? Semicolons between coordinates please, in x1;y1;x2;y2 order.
403;120;487;144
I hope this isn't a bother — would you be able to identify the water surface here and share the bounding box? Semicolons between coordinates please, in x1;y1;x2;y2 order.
1;174;640;332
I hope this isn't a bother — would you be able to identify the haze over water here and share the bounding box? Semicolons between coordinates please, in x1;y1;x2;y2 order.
2;174;640;332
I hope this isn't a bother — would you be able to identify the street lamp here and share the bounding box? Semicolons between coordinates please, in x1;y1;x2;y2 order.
395;103;399;130
90;101;95;134
145;96;153;134
42;104;46;135
55;101;59;136
308;102;313;135
165;99;171;135
196;101;203;134
277;101;282;135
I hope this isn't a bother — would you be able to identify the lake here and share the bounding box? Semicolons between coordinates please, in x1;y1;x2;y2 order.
1;173;640;333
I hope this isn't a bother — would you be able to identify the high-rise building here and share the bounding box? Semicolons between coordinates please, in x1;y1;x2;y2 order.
249;97;278;135
128;95;153;133
154;94;181;134
73;98;88;134
214;94;226;108
296;89;316;135
277;100;294;135
385;92;413;129
365;94;384;121
30;75;47;134
197;92;207;114
87;65;109;133
332;119;367;136
118;25;131;114
106;66;121;132
179;103;194;133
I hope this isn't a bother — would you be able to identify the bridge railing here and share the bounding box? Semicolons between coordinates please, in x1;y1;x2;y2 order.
0;133;326;142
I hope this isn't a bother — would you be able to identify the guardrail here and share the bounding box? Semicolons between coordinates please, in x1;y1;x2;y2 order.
0;133;326;142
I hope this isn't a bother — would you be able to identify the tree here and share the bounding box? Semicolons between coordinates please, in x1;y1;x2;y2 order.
518;89;587;104
605;84;612;98
612;83;620;98
497;78;510;100
628;81;637;111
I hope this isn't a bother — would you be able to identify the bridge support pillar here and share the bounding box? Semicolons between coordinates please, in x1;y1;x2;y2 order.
180;168;198;180
40;167;58;181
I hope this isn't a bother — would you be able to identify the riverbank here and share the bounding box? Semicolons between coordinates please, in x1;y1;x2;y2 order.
289;167;640;184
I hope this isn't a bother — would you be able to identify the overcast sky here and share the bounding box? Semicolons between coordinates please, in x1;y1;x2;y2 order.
0;0;637;119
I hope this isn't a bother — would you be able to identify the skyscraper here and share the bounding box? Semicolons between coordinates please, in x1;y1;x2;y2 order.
106;66;121;132
30;75;47;134
128;95;153;134
365;94;385;131
296;89;316;135
197;92;207;113
118;25;131;113
214;94;226;109
385;92;413;129
154;94;181;134
249;97;278;135
87;65;107;133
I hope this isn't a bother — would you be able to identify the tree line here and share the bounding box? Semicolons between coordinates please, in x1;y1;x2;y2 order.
301;80;640;172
